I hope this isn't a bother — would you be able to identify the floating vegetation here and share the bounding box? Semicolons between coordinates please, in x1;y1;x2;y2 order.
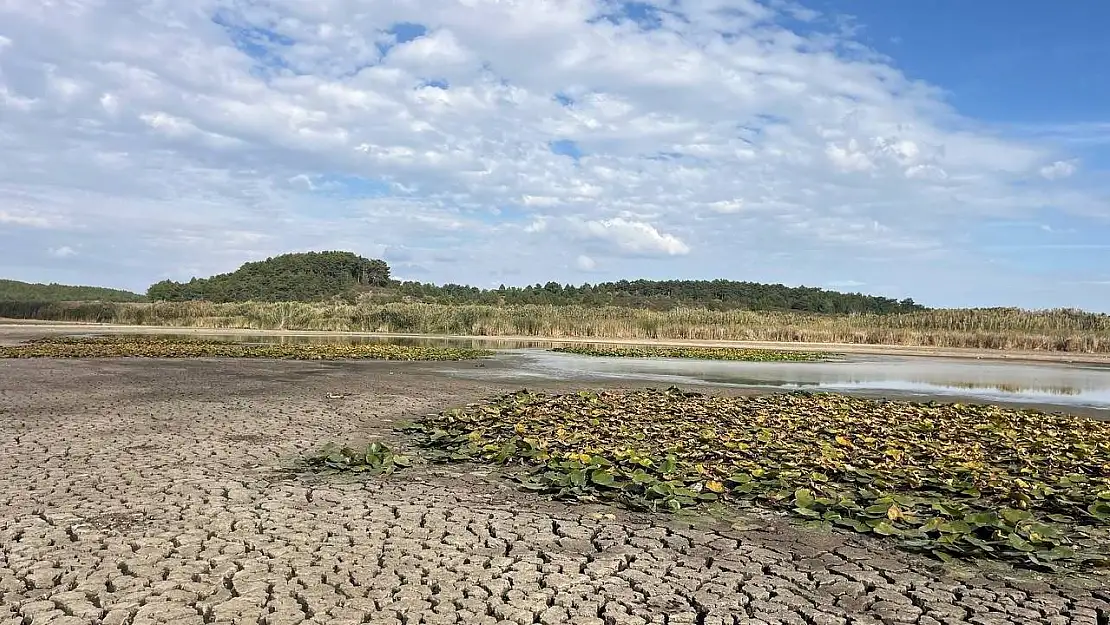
302;441;411;475
0;335;493;361
402;387;1110;569
550;344;834;361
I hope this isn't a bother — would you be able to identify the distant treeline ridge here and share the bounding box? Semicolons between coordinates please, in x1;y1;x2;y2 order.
139;251;926;314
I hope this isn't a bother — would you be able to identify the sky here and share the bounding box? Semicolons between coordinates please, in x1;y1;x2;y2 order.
1;1;1108;310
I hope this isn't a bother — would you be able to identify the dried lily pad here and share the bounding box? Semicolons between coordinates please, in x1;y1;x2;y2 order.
401;386;1110;570
0;335;493;361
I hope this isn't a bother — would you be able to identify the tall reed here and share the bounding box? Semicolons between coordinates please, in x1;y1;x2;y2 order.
3;301;1109;352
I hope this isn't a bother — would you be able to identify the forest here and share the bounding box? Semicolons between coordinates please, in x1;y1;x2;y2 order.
2;251;923;314
0;279;145;303
395;279;924;313
142;251;924;314
146;251;392;303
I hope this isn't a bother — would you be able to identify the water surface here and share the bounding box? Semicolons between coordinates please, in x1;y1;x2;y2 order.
90;332;1110;410
456;349;1110;410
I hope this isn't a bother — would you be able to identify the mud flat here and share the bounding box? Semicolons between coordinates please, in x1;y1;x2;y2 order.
1;357;1108;625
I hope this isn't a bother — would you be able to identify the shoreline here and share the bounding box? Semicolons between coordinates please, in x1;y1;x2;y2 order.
4;318;1110;365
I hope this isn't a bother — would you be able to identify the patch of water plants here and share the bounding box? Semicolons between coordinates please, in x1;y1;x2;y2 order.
550;345;835;362
0;335;493;361
401;387;1110;570
303;441;411;475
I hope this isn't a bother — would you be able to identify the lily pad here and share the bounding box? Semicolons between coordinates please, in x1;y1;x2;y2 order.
397;386;1109;569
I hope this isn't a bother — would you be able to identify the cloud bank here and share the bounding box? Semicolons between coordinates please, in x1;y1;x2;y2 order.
0;0;1107;309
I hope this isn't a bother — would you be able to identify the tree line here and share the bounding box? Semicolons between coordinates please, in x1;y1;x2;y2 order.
0;279;145;303
2;251;925;314
143;250;925;313
394;279;924;313
146;251;391;303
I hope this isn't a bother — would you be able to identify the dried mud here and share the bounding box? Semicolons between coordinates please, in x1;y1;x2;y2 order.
1;358;1107;625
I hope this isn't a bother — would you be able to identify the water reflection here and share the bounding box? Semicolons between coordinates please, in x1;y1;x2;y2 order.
113;333;1110;409
140;333;559;350
466;350;1110;409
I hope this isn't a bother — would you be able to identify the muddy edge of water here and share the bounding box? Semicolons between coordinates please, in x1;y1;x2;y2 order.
1;323;1107;419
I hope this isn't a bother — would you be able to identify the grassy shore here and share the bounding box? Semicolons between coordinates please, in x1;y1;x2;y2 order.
2;300;1110;352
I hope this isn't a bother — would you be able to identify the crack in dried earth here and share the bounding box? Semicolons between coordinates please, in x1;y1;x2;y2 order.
1;358;1106;625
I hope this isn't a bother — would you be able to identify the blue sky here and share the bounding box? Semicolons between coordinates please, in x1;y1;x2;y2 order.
827;2;1110;123
0;0;1108;310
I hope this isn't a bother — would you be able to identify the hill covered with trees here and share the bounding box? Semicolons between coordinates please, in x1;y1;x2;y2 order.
146;251;391;302
396;279;924;313
0;279;145;302
141;250;923;314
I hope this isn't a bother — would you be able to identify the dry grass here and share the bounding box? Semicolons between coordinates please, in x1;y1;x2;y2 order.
3;300;1110;352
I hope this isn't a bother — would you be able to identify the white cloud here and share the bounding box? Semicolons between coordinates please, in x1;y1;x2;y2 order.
49;245;77;258
708;199;744;214
524;217;548;233
575;254;597;271
1039;159;1078;180
904;164;947;180
825;140;874;173
0;209;54;228
0;0;1107;308
573;217;690;257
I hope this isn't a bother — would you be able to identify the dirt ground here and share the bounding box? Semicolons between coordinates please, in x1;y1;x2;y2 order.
1;356;1108;625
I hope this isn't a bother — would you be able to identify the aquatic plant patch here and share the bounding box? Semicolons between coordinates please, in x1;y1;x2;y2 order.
550;345;835;362
0;335;493;361
402;387;1110;569
303;441;411;475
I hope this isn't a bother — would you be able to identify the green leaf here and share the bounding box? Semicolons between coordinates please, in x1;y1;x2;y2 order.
1006;533;1036;552
660;454;678;474
871;521;898;536
964;537;995;552
590;469;616;487
728;472;752;484
1001;508;1032;526
793;507;821;518
864;503;892;517
794;488;816;509
964;512;1001;528
937;520;972;535
1088;502;1110;521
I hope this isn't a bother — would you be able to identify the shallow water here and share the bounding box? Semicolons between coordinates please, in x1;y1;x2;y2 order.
142;332;555;349
458;349;1110;410
90;332;1110;410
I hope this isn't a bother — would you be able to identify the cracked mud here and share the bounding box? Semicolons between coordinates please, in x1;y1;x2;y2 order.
1;357;1107;625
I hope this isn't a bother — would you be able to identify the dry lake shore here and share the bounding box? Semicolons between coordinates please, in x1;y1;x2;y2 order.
1;354;1108;625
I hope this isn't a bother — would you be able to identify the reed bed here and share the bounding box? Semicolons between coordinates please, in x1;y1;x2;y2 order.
3;301;1110;352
